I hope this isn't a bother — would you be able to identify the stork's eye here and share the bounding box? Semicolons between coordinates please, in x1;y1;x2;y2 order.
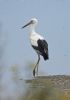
31;20;35;24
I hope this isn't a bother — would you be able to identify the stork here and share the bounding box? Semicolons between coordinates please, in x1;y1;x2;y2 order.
22;18;49;77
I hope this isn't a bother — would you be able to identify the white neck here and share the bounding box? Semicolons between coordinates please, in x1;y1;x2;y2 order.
29;25;36;35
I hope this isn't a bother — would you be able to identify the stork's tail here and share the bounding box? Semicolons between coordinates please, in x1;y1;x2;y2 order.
43;53;49;60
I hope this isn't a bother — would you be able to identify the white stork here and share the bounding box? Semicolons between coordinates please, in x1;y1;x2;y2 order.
22;18;49;77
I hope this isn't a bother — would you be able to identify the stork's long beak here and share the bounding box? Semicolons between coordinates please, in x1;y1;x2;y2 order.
21;21;32;29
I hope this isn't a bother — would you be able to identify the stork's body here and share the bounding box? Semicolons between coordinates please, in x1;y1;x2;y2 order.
30;32;48;60
22;18;49;77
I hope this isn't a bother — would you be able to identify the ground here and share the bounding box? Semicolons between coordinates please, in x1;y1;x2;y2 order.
24;75;70;100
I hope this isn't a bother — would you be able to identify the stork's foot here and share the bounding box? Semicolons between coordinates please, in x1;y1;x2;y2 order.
33;69;35;77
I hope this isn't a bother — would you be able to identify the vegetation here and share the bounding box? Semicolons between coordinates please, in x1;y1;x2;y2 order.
24;76;70;100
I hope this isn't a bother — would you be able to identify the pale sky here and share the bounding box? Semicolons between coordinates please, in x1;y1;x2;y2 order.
0;0;70;77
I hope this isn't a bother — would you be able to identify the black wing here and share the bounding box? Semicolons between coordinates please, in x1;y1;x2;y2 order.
37;39;49;60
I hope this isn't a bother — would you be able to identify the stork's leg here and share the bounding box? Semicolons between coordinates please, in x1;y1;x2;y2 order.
33;54;40;77
37;55;40;76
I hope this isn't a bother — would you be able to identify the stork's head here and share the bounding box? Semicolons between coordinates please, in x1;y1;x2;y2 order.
22;18;38;29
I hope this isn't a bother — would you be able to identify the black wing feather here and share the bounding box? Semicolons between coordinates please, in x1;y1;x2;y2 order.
37;39;49;60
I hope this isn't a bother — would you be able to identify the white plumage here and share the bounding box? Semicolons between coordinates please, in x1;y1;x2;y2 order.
22;18;49;77
30;32;44;46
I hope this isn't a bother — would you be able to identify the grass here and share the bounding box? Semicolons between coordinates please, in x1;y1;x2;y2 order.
24;75;70;100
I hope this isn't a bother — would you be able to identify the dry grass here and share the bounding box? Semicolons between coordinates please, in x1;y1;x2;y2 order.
24;75;70;100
